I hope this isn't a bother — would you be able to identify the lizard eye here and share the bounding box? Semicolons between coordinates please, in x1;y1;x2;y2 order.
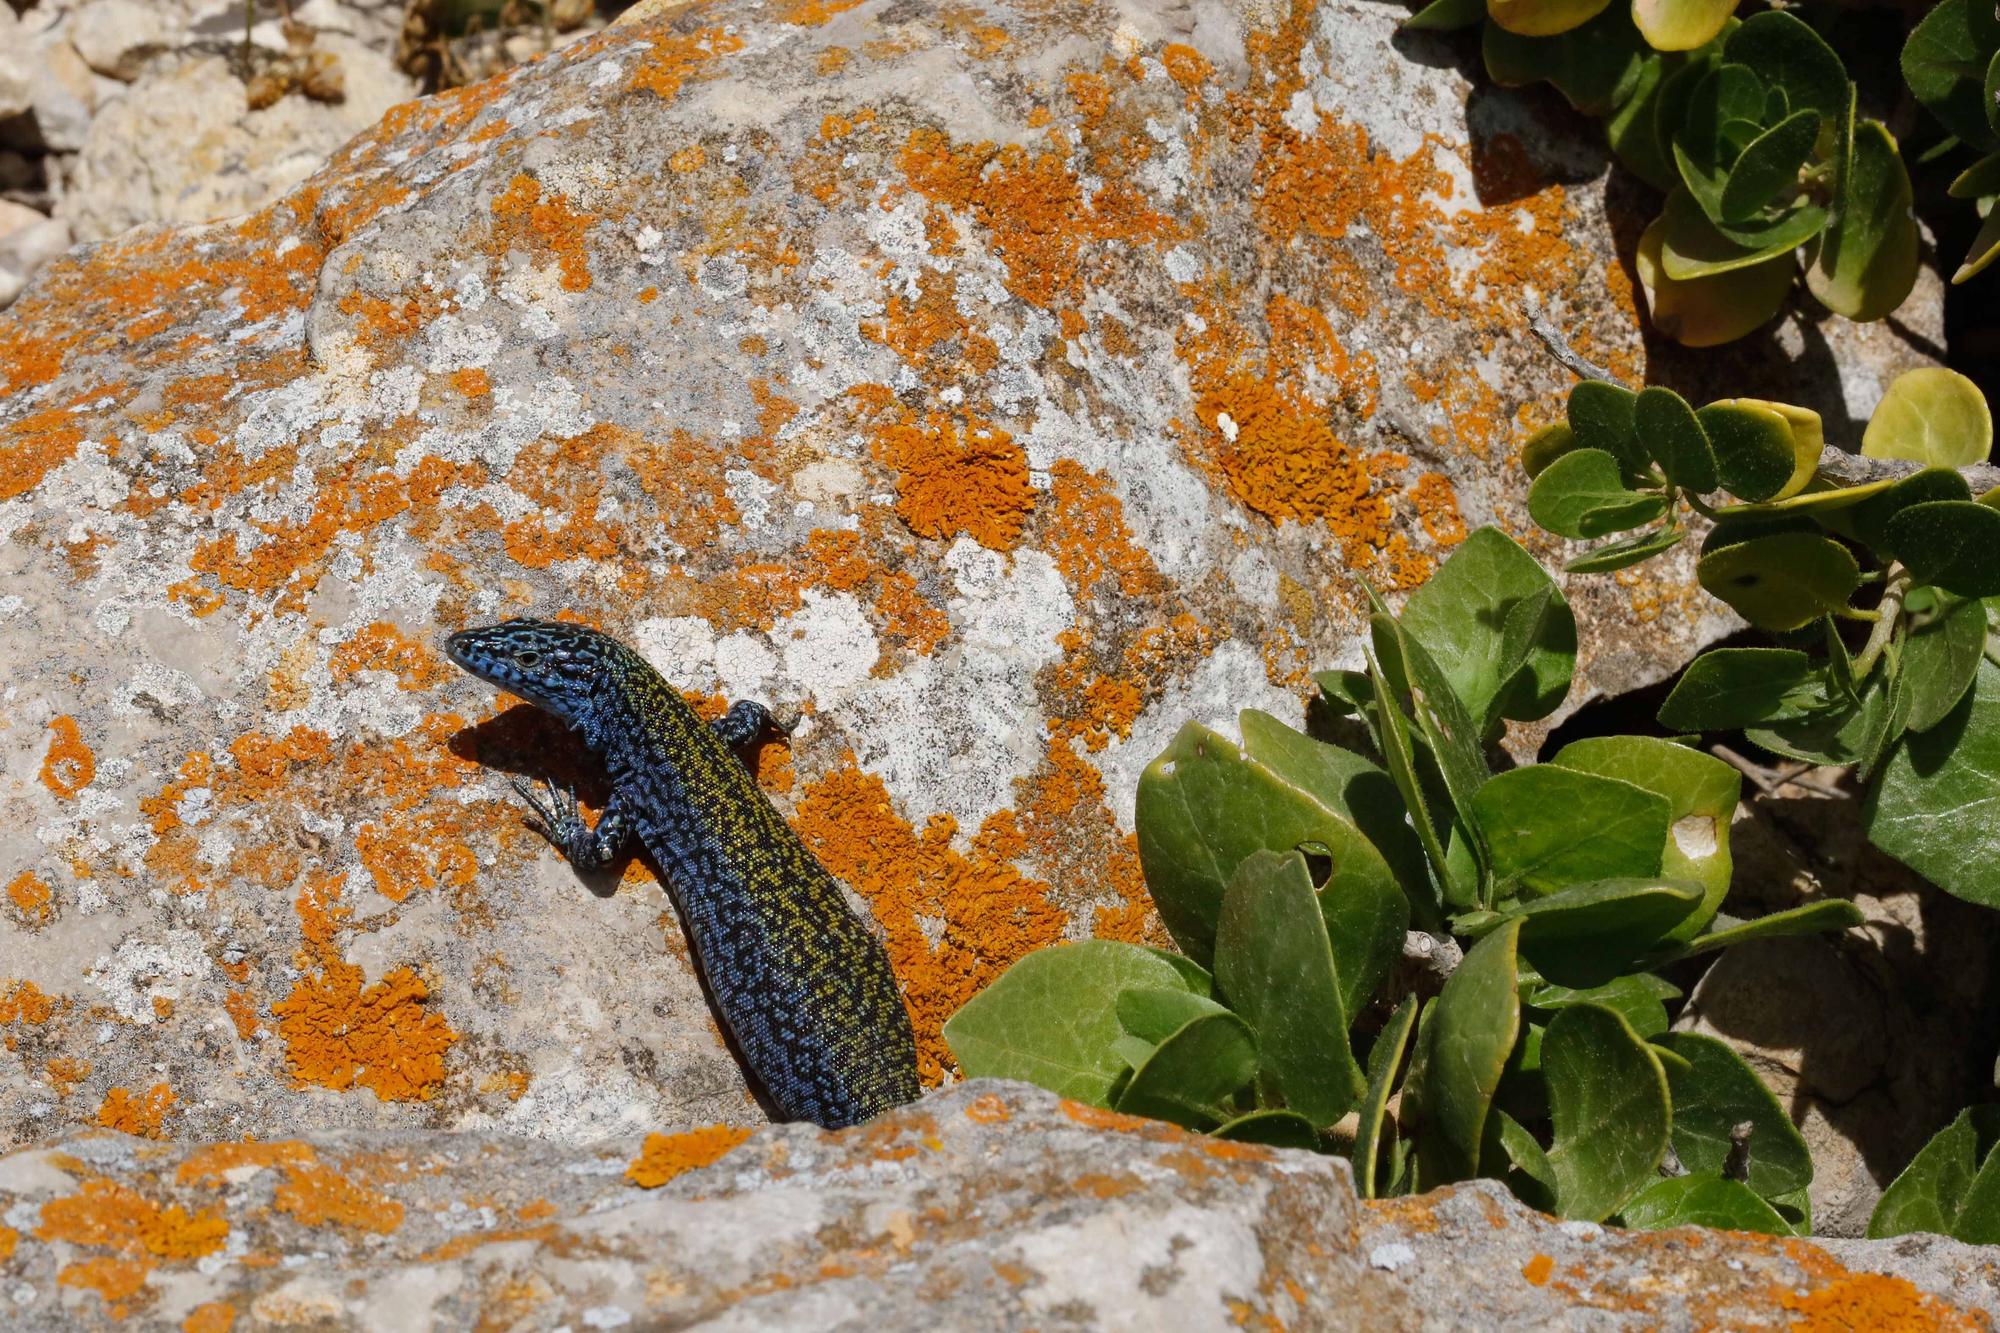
513;650;541;668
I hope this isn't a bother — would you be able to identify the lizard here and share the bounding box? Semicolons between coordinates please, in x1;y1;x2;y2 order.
444;617;921;1129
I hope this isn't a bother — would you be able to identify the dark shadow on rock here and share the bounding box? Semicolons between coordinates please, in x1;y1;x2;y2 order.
1463;81;1609;206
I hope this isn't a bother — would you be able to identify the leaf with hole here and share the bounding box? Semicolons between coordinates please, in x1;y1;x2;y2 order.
1696;531;1859;631
1469;765;1669;898
1862;368;1994;468
1543;1004;1673;1220
1654;1031;1814;1199
943;941;1203;1106
1238;709;1434;931
1136;722;1401;967
1214;850;1370;1126
1528;448;1666;540
1552;735;1740;941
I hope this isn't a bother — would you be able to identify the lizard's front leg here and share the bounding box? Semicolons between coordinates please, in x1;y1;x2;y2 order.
512;776;633;873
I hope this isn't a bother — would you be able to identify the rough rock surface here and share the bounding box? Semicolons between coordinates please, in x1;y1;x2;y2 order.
0;0;1948;1156
58;38;416;243
0;1081;1989;1330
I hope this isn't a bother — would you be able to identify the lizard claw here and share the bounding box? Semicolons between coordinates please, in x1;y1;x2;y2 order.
510;774;562;842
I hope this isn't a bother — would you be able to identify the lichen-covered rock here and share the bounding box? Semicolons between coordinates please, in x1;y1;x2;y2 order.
0;1081;1989;1330
0;0;1942;1150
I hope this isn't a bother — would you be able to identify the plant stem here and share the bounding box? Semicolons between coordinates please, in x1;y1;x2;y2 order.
1851;563;1910;679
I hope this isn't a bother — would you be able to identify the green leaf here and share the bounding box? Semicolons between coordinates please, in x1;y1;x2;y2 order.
1868;658;2000;909
1851;467;1974;550
1567;525;1685;573
1698;402;1803;502
1402;0;1486;30
1525;973;1678;1038
1887;502;2000;598
1568;381;1645;475
1212;1108;1320;1149
1807;119;1919;323
1635;212;1793;347
1354;996;1418;1200
1399;526;1577;729
1724;10;1849;123
1719;109;1819;222
1469;766;1669;898
1632;0;1736;52
1136;722;1401;967
1528;448;1667;540
1371;612;1492;880
1655;1031;1814;1198
1237;709;1434;931
1657;647;1818;730
1903;595;1987;733
1902;0;2000;150
1522;421;1584;481
1949;151;2000;200
1958;195;2000;284
1862;368;1994;468
1543;1004;1672;1220
1659;186;1820;278
1481;1106;1558;1211
1651;899;1865;963
1113;1011;1259;1130
1482;7;1649;116
1636;386;1718;493
1552;735;1740;941
1505;877;1705;987
1414;919;1523;1189
943;941;1201;1105
1213;850;1368;1126
1617;1175;1792;1233
1869;1106;2000;1242
1608;56;1677;191
1696;531;1860;631
1136;945;1215;995
1365;642;1457;914
1116;986;1232;1043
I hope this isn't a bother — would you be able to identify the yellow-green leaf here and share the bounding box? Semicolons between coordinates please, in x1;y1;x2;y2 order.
1862;368;1994;467
1632;0;1737;51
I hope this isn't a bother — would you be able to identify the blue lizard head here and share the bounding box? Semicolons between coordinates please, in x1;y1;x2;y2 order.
443;618;629;732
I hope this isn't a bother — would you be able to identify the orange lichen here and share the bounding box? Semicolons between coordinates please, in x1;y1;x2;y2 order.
627;25;745;103
0;1224;14;1261
963;1093;1010;1124
1411;471;1467;546
7;871;52;927
1522;1253;1553;1286
46;1057;90;1097
626;1125;755;1188
96;1083;177;1139
37;1178;228;1261
183;1304;236;1333
872;410;1035;551
0;980;57;1025
59;1256;152;1315
176;1139;318;1186
273;1163;406;1233
40;716;95;798
271;877;458;1102
330;621;455;691
795;761;1066;1080
490;174;593;292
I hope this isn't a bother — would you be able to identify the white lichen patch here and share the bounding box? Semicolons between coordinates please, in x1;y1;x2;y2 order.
89;928;213;1023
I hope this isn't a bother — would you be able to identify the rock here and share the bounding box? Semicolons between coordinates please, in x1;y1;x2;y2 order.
58;35;415;241
0;8;31;123
0;16;99;152
0;210;68;308
67;0;176;82
0;0;1948;1157
1674;773;2000;1238
0;1081;1989;1330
